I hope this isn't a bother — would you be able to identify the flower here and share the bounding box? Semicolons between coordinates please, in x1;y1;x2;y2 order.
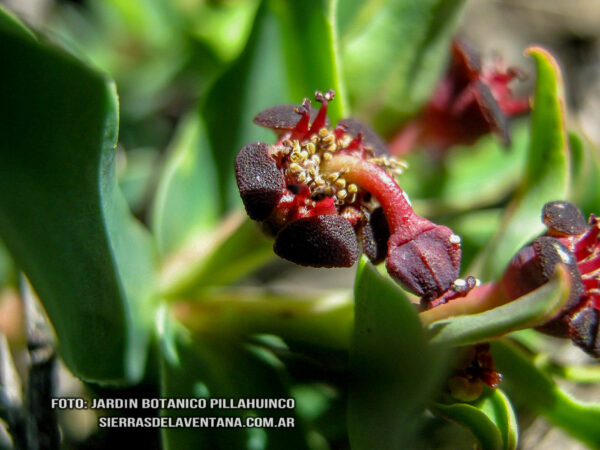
446;344;502;402
389;40;529;156
501;201;600;356
235;90;471;302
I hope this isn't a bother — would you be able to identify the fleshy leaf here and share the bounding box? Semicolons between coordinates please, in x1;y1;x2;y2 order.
477;47;570;280
425;265;570;347
0;11;155;382
339;0;465;133
492;340;600;448
160;214;273;298
271;0;347;122
171;289;353;351
567;131;600;217
433;389;518;450
152;113;220;257
161;335;310;450
348;257;449;449
432;401;503;450
202;1;291;212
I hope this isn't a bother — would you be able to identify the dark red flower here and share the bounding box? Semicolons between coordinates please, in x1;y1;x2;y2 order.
447;344;502;401
501;201;600;356
235;91;471;302
389;40;529;156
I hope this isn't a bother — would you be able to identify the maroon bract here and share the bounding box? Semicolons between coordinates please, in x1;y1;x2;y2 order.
389;40;529;156
447;344;502;401
235;90;469;302
501;201;600;356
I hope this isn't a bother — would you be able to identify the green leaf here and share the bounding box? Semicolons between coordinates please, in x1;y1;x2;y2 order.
433;401;503;450
433;389;518;450
426;265;570;347
0;11;155;382
477;389;518;450
203;1;291;213
160;215;273;298
161;335;310;450
187;0;262;62
204;0;349;212
477;47;570;280
170;288;353;351
151;114;220;257
339;0;465;133
492;340;600;448
567;130;600;217
270;0;347;121
0;4;35;40
348;257;449;449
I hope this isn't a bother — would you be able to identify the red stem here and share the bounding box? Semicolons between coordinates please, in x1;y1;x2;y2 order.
323;153;433;243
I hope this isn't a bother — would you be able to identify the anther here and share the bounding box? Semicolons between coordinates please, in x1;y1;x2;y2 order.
323;134;335;145
335;178;346;190
449;234;461;245
336;189;348;200
327;172;340;182
289;163;303;174
318;128;329;138
347;183;358;194
322;152;333;161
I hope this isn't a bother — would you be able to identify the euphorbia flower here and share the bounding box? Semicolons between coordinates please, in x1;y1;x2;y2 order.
389;40;529;156
235;90;472;302
501;201;600;356
447;344;502;401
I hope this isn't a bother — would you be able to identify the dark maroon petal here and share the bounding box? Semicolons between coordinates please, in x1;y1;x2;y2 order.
358;207;389;264
502;236;585;336
542;201;588;236
253;104;327;131
472;80;510;146
451;40;482;87
568;299;600;357
273;215;359;268
338;118;389;155
235;142;285;221
386;226;461;300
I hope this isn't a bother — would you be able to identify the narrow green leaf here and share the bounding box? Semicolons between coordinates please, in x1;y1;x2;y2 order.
476;389;518;450
348;257;449;449
0;13;155;382
151;114;220;257
161;335;310;450
477;47;570;280
270;0;347;121
171;289;353;351
0;5;35;40
492;340;600;448
203;1;291;212
432;401;504;450
160;214;273;298
433;388;517;450
427;266;570;347
567;131;600;217
340;0;465;133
